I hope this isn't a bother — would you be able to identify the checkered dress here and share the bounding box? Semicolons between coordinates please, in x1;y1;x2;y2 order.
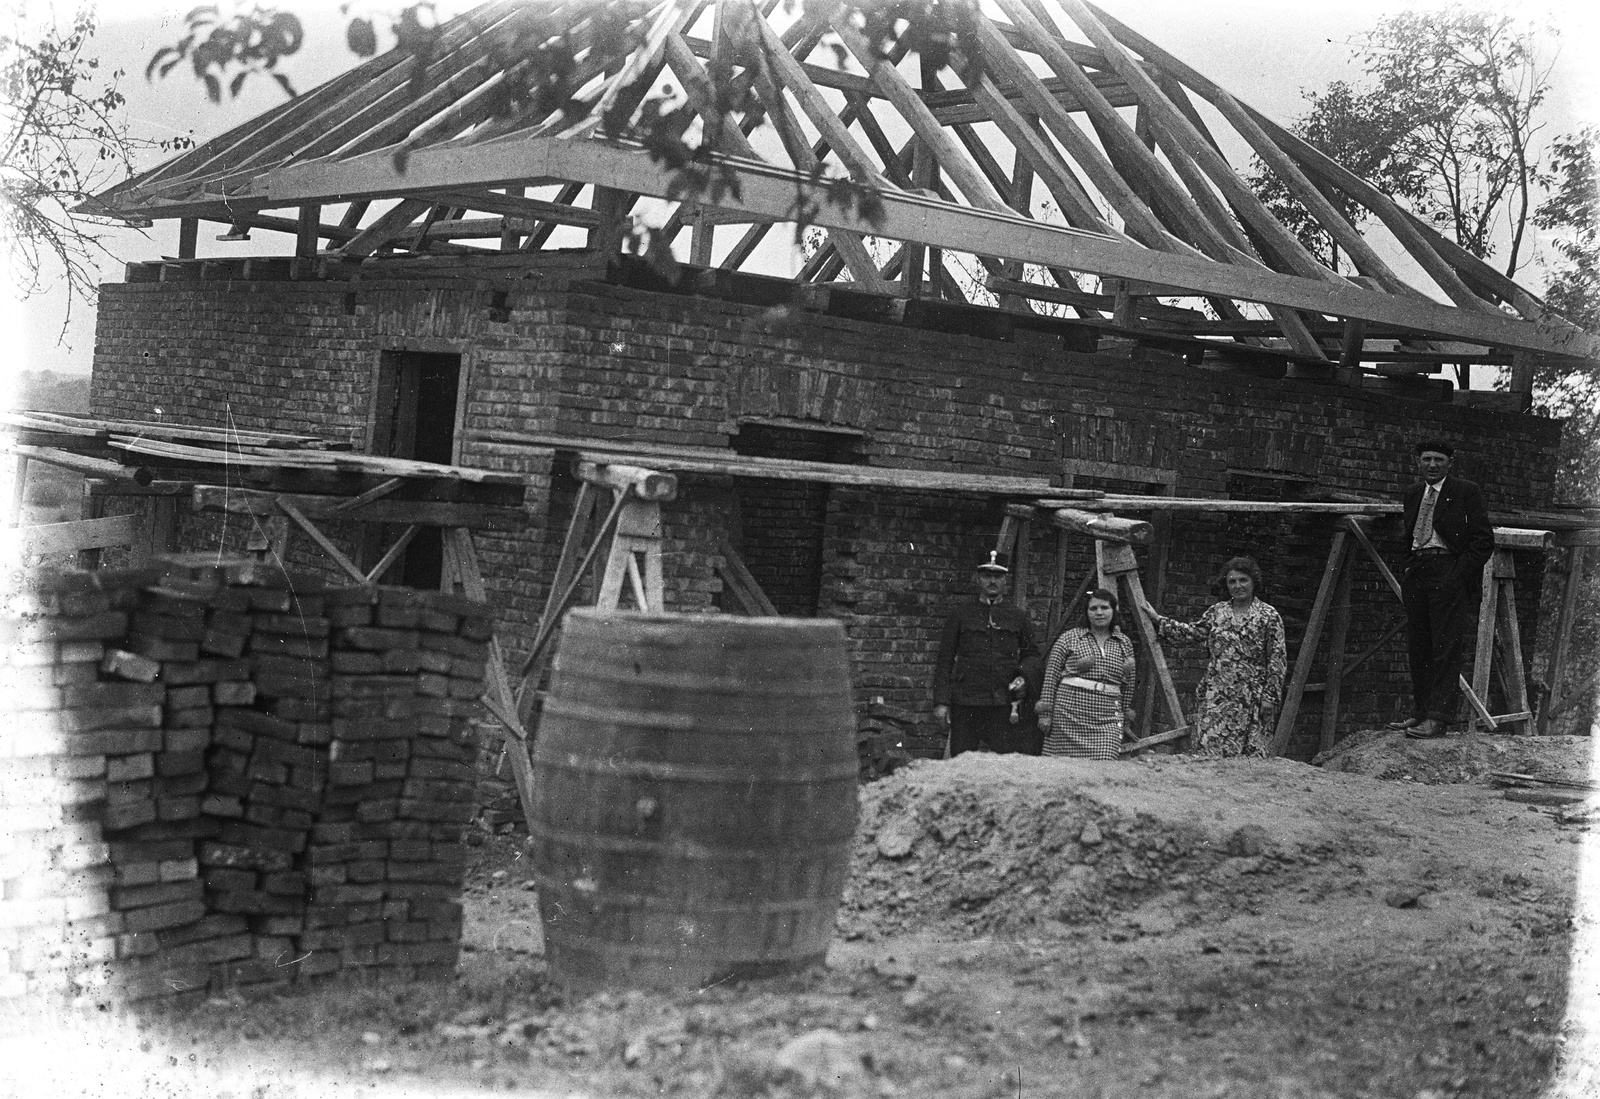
1038;627;1136;760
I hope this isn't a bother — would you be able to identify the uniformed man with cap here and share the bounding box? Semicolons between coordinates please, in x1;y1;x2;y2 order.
931;551;1045;756
1389;439;1495;740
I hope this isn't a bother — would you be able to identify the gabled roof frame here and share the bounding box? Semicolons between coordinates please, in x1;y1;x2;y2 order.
87;0;1600;370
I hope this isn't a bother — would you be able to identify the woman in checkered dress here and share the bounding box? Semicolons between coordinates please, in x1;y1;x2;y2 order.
1037;589;1137;760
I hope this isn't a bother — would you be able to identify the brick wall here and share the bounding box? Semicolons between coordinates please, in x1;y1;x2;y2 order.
90;258;1562;761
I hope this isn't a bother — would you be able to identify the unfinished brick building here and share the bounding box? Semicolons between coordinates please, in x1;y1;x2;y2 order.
75;1;1596;762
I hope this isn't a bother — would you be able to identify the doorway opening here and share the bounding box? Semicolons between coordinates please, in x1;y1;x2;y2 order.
728;422;860;616
370;350;461;589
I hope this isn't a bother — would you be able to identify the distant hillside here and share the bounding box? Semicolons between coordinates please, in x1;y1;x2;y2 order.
15;370;91;414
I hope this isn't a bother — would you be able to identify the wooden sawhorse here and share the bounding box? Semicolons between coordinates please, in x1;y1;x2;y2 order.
1269;519;1545;755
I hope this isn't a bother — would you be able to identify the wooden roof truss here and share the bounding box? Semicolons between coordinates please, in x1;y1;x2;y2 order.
88;0;1599;376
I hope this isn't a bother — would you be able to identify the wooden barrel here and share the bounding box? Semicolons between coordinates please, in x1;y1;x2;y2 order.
528;610;860;991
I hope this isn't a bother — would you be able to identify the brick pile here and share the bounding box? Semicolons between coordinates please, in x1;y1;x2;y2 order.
1;569;143;999
299;587;488;982
0;559;492;1001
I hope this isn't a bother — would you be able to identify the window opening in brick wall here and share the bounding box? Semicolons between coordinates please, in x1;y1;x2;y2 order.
729;423;862;617
369;350;462;589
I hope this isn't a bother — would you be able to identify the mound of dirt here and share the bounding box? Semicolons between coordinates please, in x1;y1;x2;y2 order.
840;749;1584;945
1315;727;1593;787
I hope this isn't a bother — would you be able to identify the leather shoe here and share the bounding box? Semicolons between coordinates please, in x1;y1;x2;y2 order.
1405;719;1445;740
1388;716;1425;731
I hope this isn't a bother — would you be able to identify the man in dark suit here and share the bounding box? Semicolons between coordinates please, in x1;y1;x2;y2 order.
1390;440;1495;739
932;552;1044;756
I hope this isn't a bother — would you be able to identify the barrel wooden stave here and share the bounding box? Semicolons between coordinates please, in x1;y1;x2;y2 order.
530;611;858;991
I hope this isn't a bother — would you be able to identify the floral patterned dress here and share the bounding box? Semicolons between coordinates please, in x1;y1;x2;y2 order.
1156;600;1287;759
1037;626;1138;760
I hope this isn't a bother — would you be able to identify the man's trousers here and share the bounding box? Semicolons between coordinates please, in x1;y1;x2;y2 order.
1401;552;1480;722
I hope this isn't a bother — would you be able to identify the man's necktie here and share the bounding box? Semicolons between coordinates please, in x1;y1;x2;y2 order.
1412;487;1437;550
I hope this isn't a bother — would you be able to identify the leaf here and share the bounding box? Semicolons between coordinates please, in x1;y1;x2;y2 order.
346;17;378;57
145;47;176;81
272;72;296;99
202;72;220;103
229;70;247;98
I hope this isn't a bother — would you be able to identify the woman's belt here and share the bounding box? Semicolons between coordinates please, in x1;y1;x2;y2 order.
1060;676;1120;697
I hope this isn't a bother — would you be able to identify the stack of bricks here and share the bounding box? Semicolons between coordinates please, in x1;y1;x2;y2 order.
299;587;489;981
197;565;329;988
1;557;494;1002
1;568;144;999
98;557;268;1000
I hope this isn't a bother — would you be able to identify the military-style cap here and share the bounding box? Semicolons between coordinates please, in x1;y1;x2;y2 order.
975;551;1010;574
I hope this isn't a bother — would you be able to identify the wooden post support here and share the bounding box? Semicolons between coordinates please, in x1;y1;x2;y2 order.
1319;553;1355;754
77;480;103;570
1270;530;1350;757
4;453;27;528
1538;546;1587;733
597;498;664;612
1470;547;1531;733
441;527;539;837
1119;568;1189;747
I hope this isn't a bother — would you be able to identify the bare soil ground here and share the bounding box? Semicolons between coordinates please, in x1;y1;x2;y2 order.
7;729;1598;1099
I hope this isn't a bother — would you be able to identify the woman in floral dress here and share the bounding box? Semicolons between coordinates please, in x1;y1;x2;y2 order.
1139;557;1287;759
1037;588;1138;759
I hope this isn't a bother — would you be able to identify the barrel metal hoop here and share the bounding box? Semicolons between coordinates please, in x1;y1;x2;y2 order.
538;697;697;730
525;821;857;858
549;667;844;697
532;879;843;917
547;929;831;963
533;750;860;784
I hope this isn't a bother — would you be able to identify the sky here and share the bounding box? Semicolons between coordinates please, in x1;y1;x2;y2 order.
8;0;1599;383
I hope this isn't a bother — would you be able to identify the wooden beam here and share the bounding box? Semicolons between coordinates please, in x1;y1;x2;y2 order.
1269;531;1349;756
1047;508;1153;544
1538;546;1586;733
828;15;1010;214
365;524;421;583
573;460;678;501
275;496;368;583
190;485;524;529
334;198;433;257
246;137;1600;360
0;514;138;556
1081;0;1505;320
1319;553;1355;753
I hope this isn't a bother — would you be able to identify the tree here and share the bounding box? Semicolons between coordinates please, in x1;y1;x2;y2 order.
1250;5;1553;278
1359;7;1552;277
1249;80;1423;273
1530;127;1600;499
2;3;191;321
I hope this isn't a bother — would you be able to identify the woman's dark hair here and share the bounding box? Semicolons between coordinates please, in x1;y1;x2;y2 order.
1081;586;1120;628
1210;556;1266;600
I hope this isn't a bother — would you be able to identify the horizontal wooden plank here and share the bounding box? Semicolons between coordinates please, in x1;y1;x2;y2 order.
1494;528;1553;550
1066;496;1401;515
470;431;1079;498
2;514;138;556
242;136;1600;361
190;486;527;530
188;489;524;531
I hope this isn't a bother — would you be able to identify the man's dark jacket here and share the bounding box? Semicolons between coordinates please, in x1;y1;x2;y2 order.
932;600;1044;707
1401;476;1495;588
